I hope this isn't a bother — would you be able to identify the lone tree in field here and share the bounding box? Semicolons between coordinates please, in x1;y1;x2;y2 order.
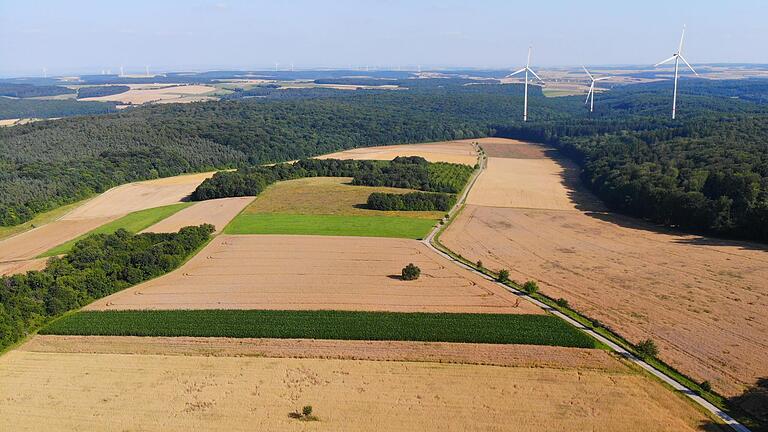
635;339;659;359
401;263;421;281
497;269;510;283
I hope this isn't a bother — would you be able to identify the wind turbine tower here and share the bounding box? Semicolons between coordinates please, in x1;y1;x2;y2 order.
654;25;699;119
506;46;545;122
582;67;611;113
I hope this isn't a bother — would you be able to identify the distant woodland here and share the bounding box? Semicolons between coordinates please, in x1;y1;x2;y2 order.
0;79;766;241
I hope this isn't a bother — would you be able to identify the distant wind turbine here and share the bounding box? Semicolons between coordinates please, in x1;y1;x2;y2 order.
120;65;124;76
42;67;47;78
506;46;545;122
654;25;699;119
145;65;150;77
582;67;611;113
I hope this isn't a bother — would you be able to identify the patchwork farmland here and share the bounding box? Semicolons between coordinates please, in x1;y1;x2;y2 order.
0;140;735;430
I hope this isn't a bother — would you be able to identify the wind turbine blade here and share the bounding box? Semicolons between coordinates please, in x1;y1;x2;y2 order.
527;67;544;83
585;85;593;104
527;46;532;67
678;25;686;53
679;55;699;76
582;66;594;80
506;68;527;77
594;76;612;81
654;55;677;67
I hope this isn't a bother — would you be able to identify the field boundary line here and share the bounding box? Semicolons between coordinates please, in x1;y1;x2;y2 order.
423;144;751;432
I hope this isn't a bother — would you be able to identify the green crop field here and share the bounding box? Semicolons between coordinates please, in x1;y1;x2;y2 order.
39;202;192;257
41;310;601;348
224;213;436;239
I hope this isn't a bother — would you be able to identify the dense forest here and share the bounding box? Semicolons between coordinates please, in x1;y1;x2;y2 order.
0;97;117;120
0;78;767;241
367;191;455;211
76;85;130;99
0;224;213;351
190;156;472;202
0;83;75;98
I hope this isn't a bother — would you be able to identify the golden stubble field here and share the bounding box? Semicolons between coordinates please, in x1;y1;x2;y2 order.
0;336;721;432
440;138;768;396
0;172;214;273
86;234;540;314
317;139;480;165
78;84;218;105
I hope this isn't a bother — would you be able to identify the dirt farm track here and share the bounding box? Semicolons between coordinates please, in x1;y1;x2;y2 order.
441;138;768;397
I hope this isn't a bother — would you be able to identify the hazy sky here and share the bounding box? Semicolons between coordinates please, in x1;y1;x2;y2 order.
1;0;766;77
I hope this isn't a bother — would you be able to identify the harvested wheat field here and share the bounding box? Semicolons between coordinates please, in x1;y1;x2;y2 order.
86;234;539;314
317;139;480;165
244;177;442;219
142;196;254;234
0;258;48;276
79;84;217;105
440;139;768;396
0;337;721;432
22;335;615;369
0;172;214;263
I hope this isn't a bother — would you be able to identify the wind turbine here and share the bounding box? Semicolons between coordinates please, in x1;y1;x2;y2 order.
506;46;545;122
654;25;699;119
582;67;611;113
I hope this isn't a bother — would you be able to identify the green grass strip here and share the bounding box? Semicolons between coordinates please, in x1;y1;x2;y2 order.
40;310;600;348
39;202;193;257
224;213;436;239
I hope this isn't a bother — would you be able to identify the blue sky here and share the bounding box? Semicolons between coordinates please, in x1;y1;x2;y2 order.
0;0;765;77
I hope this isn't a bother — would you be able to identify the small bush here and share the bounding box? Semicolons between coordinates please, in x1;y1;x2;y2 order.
554;298;569;308
522;280;539;294
700;381;712;392
635;339;659;358
497;269;510;283
289;405;318;422
402;263;421;281
476;260;483;268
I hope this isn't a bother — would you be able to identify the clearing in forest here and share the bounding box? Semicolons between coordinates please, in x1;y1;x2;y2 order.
225;177;441;238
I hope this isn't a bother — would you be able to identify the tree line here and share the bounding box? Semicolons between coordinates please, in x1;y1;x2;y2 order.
0;224;214;351
367;191;455;211
191;156;473;203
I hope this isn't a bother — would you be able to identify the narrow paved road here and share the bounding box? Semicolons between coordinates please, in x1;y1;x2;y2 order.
422;144;750;432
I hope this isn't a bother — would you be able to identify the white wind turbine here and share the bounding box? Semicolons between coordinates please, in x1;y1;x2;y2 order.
507;46;545;122
583;67;611;113
654;25;699;119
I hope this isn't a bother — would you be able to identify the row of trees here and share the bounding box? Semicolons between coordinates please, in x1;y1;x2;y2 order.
0;225;214;351
191;156;473;202
367;191;455;211
76;85;130;99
